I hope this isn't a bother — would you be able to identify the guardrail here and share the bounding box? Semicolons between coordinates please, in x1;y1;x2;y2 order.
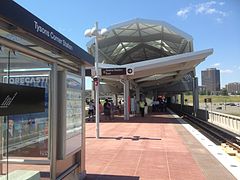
169;103;239;136
208;111;240;135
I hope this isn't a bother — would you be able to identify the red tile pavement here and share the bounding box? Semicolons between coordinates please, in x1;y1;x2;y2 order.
85;113;206;180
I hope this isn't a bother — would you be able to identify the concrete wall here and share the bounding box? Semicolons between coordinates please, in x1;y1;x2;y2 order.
168;103;208;121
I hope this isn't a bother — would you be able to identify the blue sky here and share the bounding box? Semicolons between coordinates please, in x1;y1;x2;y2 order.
15;0;240;89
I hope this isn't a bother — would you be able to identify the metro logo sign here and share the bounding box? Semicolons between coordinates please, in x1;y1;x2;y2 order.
0;92;18;109
126;68;134;75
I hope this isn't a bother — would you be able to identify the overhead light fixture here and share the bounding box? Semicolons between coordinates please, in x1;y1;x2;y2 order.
3;67;51;73
135;72;177;82
3;74;49;78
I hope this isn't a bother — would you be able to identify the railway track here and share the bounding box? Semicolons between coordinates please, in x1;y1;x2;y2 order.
177;111;240;159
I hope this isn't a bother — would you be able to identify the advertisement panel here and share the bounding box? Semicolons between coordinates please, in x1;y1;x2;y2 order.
65;72;82;153
1;76;49;157
0;83;45;116
57;71;82;159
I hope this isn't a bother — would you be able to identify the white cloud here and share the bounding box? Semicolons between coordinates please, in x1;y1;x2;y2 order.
196;1;216;14
220;69;233;73
177;1;227;22
213;63;220;67
206;8;216;14
177;7;191;18
238;66;240;70
195;1;227;17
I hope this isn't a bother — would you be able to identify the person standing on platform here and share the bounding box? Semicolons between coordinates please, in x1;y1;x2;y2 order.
88;99;95;121
103;99;111;120
110;100;114;119
99;100;103;115
144;100;148;115
139;99;145;117
99;100;103;121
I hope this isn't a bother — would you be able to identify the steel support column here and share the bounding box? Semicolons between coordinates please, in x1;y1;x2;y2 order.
193;77;199;116
80;66;86;178
136;86;140;114
115;94;118;106
50;63;57;179
175;95;178;103
181;93;184;110
123;79;130;120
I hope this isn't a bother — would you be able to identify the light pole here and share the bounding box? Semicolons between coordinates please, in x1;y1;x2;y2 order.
85;22;106;139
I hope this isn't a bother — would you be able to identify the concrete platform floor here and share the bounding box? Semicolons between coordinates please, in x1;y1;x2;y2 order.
85;112;236;180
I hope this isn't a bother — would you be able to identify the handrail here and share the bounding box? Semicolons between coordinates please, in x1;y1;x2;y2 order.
208;111;240;135
169;103;240;136
209;111;240;120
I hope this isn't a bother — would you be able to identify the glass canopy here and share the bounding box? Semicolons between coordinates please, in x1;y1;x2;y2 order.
87;18;193;65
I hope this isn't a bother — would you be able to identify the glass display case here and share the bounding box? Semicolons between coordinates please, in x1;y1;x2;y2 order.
57;71;83;159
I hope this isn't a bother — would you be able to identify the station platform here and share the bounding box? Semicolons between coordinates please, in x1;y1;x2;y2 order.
85;111;239;180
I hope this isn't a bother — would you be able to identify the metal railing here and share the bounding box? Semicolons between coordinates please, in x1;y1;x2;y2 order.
169;103;240;136
208;111;240;135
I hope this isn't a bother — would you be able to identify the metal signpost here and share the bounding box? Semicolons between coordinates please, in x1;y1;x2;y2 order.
85;22;107;139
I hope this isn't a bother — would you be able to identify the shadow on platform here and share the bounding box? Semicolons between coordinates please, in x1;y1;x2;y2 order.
86;136;161;141
85;174;139;180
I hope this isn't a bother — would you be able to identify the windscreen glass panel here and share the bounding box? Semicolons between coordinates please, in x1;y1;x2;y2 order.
0;45;51;176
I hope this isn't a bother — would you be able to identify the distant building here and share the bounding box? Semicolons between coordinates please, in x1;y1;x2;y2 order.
201;68;220;94
198;85;207;94
225;82;240;94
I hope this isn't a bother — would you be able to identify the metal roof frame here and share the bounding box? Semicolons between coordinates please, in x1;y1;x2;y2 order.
86;19;213;95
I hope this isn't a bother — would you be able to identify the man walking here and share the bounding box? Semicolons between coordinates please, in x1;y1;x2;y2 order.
139;99;145;117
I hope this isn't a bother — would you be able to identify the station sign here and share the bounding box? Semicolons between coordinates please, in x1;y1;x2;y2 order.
101;67;134;76
101;68;126;76
0;1;94;65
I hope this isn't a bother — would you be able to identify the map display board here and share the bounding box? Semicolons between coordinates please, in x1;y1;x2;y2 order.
66;73;82;139
57;71;83;159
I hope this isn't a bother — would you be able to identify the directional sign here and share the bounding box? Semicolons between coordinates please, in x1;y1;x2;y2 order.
101;68;126;76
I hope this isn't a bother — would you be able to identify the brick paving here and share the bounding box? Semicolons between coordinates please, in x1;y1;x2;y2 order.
2;112;235;179
85;112;236;180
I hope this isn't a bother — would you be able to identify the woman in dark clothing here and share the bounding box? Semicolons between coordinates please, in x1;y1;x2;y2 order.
139;99;145;117
103;99;111;120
